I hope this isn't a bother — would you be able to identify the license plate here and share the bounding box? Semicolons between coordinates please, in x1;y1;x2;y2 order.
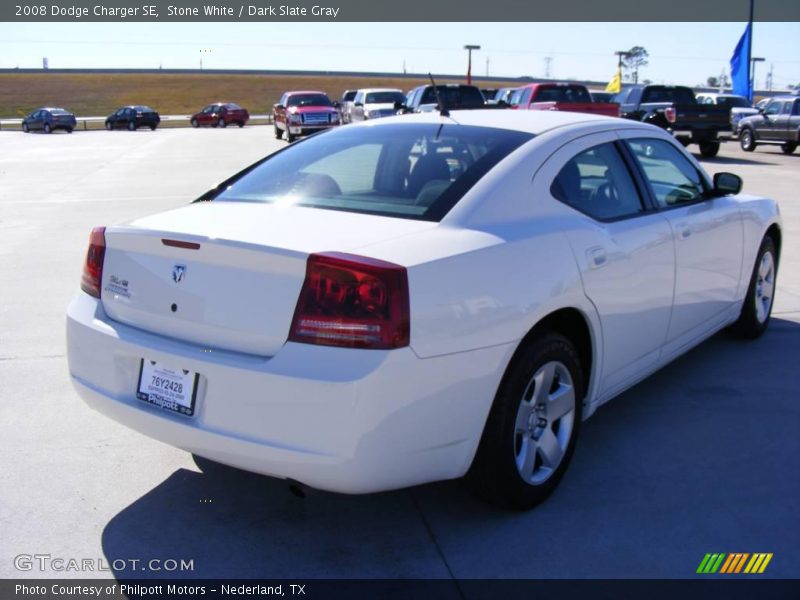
136;359;198;417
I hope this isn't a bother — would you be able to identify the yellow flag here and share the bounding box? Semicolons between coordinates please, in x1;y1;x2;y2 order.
605;69;621;93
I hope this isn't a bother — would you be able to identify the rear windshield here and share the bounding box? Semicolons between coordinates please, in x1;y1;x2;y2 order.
535;86;591;103
365;91;406;104
287;94;332;107
419;86;485;108
717;96;750;108
212;124;533;221
641;86;696;104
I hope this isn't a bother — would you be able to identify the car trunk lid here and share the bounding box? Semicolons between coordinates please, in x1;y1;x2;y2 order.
100;202;434;356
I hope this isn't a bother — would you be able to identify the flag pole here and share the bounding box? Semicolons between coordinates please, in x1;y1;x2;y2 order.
748;0;754;98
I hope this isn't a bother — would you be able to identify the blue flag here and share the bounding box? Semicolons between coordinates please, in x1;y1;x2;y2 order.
730;23;752;102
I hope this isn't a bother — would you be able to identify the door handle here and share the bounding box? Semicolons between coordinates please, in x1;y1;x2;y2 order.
587;247;607;268
677;222;692;239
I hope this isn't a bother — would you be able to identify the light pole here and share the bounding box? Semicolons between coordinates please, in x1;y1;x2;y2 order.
464;44;480;85
199;48;211;71
751;57;765;95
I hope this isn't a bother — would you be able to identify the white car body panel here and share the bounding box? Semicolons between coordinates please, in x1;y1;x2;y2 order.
66;110;782;494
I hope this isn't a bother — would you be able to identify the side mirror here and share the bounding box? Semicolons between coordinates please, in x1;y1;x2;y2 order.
758;107;765;114
394;101;405;111
273;104;284;110
333;101;341;109
713;172;742;196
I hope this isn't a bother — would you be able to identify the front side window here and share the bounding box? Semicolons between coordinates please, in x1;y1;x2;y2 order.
551;142;644;221
626;138;707;208
213;124;533;221
764;101;781;116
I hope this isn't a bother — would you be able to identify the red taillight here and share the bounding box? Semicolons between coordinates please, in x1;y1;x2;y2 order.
288;253;410;350
664;107;677;124
80;226;106;298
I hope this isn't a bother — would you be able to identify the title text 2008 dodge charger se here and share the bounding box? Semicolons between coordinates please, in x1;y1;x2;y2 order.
67;111;781;509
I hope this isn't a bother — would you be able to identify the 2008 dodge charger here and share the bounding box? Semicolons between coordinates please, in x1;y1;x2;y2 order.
66;110;781;509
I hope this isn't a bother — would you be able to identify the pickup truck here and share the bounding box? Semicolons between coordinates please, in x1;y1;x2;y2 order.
737;95;800;154
615;85;730;157
272;90;340;142
510;83;619;117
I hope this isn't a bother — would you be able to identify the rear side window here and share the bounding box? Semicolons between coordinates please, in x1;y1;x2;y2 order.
551;142;644;221
213;124;533;221
536;86;591;103
625;138;706;207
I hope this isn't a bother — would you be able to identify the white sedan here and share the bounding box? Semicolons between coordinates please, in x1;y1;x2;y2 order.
66;110;782;509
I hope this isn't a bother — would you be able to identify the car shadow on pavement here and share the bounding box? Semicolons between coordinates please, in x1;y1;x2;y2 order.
101;318;800;579
697;155;780;166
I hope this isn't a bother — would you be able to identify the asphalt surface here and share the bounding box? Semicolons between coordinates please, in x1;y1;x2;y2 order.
0;126;798;580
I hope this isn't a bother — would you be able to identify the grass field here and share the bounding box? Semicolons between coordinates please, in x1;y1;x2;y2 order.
0;72;516;118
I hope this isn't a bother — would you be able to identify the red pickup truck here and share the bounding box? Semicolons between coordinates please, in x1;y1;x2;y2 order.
272;90;340;142
510;83;619;117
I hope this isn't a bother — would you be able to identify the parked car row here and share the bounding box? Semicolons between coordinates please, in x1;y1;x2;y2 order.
20;102;251;133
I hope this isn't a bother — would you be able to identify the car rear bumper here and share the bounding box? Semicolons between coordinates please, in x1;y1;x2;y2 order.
66;293;512;493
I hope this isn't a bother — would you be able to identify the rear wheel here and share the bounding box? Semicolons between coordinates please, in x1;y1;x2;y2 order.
732;236;777;339
740;128;757;152
781;142;797;155
698;141;720;158
149;124;157;131
43;123;51;134
238;121;245;128
66;128;73;134
127;121;136;131
468;333;583;509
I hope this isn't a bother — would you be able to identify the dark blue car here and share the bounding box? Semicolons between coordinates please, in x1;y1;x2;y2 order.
22;107;77;134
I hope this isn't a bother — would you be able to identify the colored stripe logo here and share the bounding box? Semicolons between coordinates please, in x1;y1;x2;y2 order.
697;553;773;574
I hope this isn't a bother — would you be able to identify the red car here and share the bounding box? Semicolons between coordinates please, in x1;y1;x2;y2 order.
190;103;250;128
511;83;620;117
272;91;340;142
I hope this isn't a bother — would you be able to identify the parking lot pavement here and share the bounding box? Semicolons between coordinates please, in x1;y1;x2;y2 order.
0;129;797;580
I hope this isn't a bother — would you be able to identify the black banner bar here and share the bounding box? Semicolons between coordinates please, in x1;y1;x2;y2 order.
3;0;800;22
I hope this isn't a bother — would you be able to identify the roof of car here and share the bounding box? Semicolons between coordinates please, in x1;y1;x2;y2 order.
356;88;403;94
362;108;632;136
286;90;327;95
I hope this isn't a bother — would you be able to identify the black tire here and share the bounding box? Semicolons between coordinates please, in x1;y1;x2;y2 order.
22;122;29;133
191;118;199;128
677;138;691;148
731;236;778;339
740;128;757;152
43;123;51;134
127;121;136;131
468;332;584;510
105;121;112;131
273;125;282;139
66;128;73;134
237;121;244;128
217;117;226;128
780;142;797;155
149;124;157;131
698;141;720;158
286;129;296;143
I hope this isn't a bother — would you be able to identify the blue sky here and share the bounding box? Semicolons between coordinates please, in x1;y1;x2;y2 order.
1;22;798;89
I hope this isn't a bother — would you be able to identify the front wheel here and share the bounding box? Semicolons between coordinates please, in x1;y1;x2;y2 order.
698;141;720;158
273;125;282;139
217;118;226;128
286;129;296;143
43;123;52;134
237;121;245;128
732;236;778;339
191;118;199;128
127;121;136;131
105;121;112;131
781;142;797;155
468;333;583;509
22;122;29;133
740;128;757;152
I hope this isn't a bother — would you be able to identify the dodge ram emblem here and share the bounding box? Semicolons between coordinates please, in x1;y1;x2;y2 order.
172;265;186;283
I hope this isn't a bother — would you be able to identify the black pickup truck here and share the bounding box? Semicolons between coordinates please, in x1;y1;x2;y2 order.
614;85;731;157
